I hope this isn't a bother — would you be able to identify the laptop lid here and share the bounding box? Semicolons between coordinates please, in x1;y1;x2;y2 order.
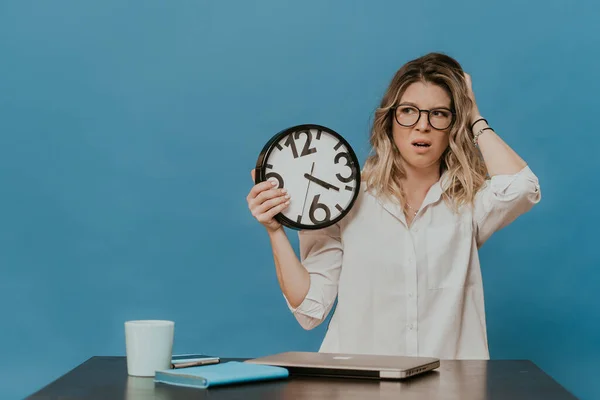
246;351;440;379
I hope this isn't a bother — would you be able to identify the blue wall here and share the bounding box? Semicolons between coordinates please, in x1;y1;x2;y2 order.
1;1;598;399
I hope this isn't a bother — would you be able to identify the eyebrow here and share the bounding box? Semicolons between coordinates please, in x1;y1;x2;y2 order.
398;101;452;110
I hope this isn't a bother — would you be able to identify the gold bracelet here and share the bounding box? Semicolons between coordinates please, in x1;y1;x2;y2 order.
473;127;494;145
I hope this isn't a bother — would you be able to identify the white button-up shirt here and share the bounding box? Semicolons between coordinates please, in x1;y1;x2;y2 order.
285;165;541;360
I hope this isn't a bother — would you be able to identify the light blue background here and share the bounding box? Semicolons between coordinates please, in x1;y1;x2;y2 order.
1;1;597;399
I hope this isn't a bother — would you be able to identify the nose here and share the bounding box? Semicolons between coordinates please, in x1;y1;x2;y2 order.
415;111;431;132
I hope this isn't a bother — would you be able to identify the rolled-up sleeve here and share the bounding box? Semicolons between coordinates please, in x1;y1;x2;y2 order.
474;165;541;247
283;223;343;330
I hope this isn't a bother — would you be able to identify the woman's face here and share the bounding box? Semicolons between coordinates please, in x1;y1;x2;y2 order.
392;81;453;172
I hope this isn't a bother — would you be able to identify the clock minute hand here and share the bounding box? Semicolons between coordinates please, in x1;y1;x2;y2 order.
303;173;340;191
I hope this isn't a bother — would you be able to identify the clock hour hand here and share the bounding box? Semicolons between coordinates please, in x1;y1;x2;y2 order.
303;173;340;191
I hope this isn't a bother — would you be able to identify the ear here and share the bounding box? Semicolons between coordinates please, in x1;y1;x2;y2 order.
250;169;256;182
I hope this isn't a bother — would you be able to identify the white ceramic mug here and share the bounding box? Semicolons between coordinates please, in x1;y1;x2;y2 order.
125;320;174;377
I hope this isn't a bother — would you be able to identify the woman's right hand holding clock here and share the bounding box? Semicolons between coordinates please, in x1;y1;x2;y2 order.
247;169;291;232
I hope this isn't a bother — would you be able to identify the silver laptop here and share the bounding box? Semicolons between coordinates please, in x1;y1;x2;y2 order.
246;351;440;379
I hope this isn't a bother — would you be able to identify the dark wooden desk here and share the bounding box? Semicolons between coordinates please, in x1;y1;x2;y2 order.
26;356;576;399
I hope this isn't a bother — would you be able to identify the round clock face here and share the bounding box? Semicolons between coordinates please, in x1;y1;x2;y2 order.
254;124;361;230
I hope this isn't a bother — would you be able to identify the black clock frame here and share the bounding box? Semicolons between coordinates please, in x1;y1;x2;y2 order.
254;124;361;230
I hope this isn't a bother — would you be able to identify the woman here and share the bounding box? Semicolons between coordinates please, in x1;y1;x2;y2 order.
246;53;541;360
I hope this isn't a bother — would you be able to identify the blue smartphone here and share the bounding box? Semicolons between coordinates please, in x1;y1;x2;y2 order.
170;354;220;369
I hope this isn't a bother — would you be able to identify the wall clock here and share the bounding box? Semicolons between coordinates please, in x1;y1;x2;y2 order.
254;124;361;230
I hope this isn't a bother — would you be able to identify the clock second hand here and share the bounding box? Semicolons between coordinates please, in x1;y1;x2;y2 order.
299;162;315;221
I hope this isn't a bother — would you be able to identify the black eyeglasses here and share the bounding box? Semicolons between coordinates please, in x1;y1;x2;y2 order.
391;104;455;130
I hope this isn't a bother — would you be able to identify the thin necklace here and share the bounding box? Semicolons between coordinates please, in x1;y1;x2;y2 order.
406;202;419;217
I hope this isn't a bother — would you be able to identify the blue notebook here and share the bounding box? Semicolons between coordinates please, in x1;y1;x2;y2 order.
154;361;289;389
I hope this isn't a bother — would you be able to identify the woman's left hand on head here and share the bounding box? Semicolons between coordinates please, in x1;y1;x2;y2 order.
464;72;481;124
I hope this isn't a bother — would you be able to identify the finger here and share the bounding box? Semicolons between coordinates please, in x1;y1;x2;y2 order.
262;198;290;221
248;179;278;200
253;187;287;207
464;73;472;87
249;188;284;211
255;192;290;215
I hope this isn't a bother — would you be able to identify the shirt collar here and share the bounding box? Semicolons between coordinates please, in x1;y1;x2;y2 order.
370;171;448;224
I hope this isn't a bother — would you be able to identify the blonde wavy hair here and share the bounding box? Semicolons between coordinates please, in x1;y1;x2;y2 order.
362;52;488;213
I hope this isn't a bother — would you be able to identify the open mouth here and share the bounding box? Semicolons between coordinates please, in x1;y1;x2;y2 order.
412;141;431;148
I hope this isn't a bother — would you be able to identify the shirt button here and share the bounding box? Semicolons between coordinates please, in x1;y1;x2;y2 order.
413;227;418;233
408;292;413;298
408;257;413;263
408;324;414;330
